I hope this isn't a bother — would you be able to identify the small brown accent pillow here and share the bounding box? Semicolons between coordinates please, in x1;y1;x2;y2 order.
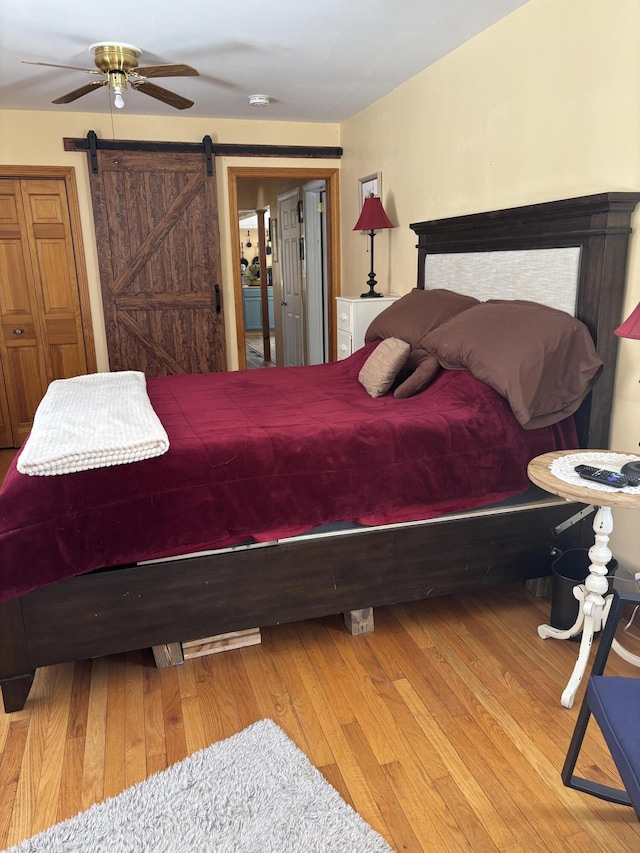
393;355;440;399
358;338;410;398
422;300;603;429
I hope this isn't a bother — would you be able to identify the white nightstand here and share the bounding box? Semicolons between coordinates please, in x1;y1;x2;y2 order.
336;296;398;360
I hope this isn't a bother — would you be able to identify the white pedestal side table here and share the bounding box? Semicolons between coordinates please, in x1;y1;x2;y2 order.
528;449;640;708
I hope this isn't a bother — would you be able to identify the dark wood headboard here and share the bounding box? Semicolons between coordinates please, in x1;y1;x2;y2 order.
410;192;640;450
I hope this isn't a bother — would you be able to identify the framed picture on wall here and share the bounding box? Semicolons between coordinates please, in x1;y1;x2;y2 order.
358;172;381;210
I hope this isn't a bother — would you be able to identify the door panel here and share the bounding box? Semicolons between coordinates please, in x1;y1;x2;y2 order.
89;150;225;376
0;181;48;444
279;190;304;367
0;171;95;447
303;182;328;364
21;179;89;381
5;346;46;428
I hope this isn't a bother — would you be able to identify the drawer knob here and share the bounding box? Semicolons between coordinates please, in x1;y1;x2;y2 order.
12;328;25;335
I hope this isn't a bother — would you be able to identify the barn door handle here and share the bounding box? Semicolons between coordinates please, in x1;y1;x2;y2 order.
13;328;25;335
214;284;221;314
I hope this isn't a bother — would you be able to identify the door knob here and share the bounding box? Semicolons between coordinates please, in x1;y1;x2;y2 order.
281;300;288;306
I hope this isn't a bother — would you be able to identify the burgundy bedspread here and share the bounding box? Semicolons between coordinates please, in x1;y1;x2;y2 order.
0;345;577;603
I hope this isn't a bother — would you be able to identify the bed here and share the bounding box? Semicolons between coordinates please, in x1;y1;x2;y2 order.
1;191;639;713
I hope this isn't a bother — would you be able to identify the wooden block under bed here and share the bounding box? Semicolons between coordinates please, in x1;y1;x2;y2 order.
152;607;374;668
152;627;261;667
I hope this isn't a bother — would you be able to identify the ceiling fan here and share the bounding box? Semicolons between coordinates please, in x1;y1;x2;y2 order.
22;43;199;110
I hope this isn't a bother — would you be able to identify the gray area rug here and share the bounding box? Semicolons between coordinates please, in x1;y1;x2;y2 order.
4;718;393;852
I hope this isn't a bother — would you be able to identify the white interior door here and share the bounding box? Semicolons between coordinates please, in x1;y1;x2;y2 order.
278;188;304;367
303;180;328;364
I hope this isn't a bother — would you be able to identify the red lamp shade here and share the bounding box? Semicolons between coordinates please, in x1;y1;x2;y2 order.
615;301;640;340
353;196;394;232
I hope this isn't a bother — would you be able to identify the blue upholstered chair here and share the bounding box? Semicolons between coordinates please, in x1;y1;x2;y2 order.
562;588;640;819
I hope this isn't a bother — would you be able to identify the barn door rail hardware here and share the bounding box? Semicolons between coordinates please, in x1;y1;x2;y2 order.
65;133;343;175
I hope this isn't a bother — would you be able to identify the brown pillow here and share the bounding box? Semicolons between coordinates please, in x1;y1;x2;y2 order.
393;355;440;399
365;288;479;348
358;338;410;398
422;300;603;429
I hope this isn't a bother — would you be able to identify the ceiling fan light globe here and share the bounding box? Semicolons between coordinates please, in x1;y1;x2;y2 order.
113;91;125;109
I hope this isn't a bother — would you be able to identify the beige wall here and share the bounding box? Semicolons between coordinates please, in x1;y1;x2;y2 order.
339;0;640;569
0;110;340;370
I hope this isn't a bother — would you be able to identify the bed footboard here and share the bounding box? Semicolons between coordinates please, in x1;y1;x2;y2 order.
0;498;586;713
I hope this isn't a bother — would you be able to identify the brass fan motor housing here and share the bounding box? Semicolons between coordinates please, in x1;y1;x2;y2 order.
89;43;141;74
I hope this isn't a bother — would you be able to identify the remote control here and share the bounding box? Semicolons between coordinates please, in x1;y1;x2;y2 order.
574;464;632;488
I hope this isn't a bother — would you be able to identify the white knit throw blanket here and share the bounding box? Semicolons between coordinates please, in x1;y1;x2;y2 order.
17;371;170;476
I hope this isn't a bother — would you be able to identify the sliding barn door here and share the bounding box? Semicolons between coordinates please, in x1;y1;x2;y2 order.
88;150;226;375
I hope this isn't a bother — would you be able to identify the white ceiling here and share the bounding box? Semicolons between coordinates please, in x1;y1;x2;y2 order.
0;1;528;123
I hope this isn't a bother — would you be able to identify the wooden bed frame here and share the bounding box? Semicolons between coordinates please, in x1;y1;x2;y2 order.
2;191;639;713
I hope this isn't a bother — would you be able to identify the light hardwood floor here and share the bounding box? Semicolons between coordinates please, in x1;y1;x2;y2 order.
1;577;639;851
245;331;276;369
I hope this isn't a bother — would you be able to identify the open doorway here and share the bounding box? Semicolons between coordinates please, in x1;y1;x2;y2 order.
238;207;276;369
227;167;340;370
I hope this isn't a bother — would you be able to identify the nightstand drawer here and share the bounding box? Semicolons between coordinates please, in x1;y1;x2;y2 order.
337;330;353;360
336;303;354;333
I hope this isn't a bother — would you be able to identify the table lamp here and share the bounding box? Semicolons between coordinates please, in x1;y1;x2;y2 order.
353;196;395;298
614;300;640;477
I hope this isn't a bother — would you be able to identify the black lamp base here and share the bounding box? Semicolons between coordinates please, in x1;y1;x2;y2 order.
360;272;382;298
360;230;384;297
621;461;640;477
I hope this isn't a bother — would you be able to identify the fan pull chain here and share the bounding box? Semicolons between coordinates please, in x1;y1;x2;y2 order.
108;84;116;139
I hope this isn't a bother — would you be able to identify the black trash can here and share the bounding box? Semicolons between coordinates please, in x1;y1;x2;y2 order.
550;548;618;637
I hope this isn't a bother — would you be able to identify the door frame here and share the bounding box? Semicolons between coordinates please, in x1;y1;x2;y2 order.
227;166;340;369
0;165;97;375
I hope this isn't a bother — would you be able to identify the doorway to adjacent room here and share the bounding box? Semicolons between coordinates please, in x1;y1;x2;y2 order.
227;166;340;370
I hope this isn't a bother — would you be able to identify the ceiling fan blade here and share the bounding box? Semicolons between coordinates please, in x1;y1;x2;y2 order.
134;64;199;78
133;81;194;110
52;81;106;104
22;60;100;74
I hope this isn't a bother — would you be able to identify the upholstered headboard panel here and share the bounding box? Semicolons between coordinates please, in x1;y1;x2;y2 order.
410;193;640;449
423;247;580;315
